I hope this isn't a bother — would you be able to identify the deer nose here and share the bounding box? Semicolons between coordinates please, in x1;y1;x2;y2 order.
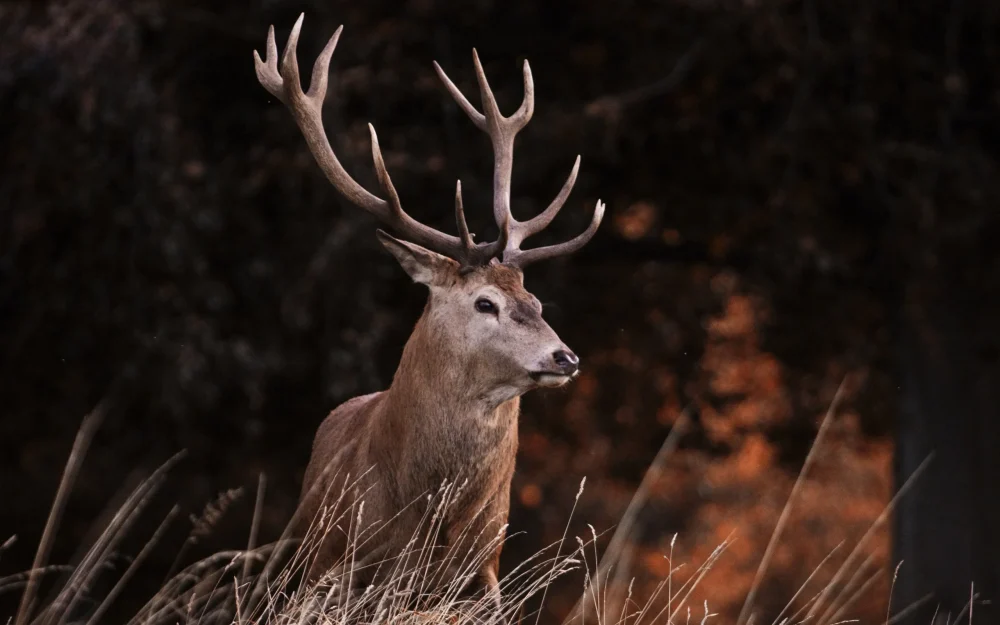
552;349;579;376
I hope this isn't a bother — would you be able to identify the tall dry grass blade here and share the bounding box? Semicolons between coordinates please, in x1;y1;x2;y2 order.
242;474;266;584
581;526;603;625
563;411;690;625
629;545;685;624
883;562;902;625
817;552;876;625
949;587;978;625
736;379;846;625
51;466;148;584
44;451;186;625
534;478;586;625
884;593;933;625
822;565;882;625
770;541;844;625
1;535;16;561
784;576;835;625
663;534;733;625
216;473;267;623
191;553;256;624
15;401;106;625
86;506;179;625
631;534;730;625
0;567;75;597
668;534;677;623
600;539;635;624
809;453;934;624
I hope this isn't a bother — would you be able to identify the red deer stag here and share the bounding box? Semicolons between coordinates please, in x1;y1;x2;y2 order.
254;14;604;605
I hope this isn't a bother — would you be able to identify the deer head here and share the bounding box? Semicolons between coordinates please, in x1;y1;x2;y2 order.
378;233;581;406
254;15;604;400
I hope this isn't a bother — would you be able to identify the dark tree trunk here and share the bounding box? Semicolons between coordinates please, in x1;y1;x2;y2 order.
894;264;1000;624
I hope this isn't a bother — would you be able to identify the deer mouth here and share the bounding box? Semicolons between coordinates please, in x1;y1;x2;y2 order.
529;371;578;387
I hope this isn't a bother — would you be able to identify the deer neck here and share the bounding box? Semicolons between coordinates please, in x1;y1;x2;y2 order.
386;312;520;427
375;311;520;483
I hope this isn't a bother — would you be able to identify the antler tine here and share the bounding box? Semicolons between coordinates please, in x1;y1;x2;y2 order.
454;180;505;273
368;124;405;218
278;14;306;98
510;155;581;247
470;50;505;132
253;26;285;103
307;21;341;100
369;126;498;266
503;200;606;268
454;181;475;253
433;61;486;130
255;16;498;265
512;58;536;129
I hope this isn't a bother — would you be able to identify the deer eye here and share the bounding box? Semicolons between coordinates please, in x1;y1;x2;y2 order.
475;298;497;314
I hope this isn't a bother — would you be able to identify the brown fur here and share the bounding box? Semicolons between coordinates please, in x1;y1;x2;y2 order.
293;246;573;606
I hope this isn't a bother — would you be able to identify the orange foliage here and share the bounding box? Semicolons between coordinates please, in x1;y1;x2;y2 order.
516;282;892;624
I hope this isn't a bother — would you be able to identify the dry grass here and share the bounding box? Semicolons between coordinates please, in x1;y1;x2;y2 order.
5;387;929;625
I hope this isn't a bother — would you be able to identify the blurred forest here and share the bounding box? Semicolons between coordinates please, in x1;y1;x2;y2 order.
2;0;999;623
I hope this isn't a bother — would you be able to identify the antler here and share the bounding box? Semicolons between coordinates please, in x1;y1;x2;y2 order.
434;52;605;268
253;15;503;267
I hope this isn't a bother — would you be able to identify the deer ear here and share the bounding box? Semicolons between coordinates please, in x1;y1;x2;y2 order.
376;230;455;285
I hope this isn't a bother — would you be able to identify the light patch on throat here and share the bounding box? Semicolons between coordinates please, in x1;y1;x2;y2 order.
481;384;525;409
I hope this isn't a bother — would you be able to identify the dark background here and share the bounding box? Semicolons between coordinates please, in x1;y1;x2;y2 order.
2;0;998;623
